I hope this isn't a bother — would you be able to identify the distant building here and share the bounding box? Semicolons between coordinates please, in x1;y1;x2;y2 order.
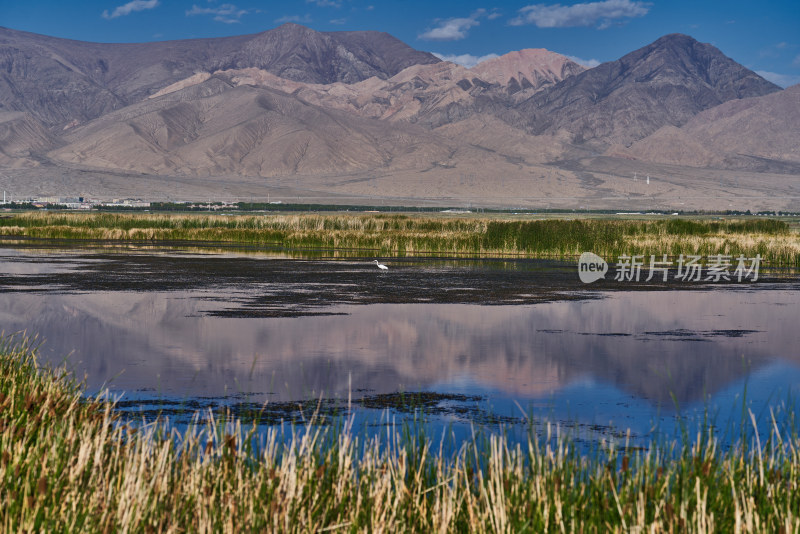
100;199;151;208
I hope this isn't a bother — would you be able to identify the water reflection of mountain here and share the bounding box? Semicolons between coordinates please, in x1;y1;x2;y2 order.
1;286;796;406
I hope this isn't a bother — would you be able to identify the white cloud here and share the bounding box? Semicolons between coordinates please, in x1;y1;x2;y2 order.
420;18;478;41
102;0;159;20
419;9;486;41
756;71;800;88
510;0;650;29
275;14;313;24
186;4;251;24
794;54;800;68
565;54;601;68
330;18;347;25
433;52;500;69
307;0;341;7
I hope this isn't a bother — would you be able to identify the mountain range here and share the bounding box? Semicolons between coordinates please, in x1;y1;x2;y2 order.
0;24;797;210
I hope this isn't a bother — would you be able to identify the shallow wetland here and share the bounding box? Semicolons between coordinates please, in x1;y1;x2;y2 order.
1;235;798;446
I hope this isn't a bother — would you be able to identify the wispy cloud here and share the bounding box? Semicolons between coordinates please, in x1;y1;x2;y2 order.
419;9;487;41
186;4;253;24
487;9;502;20
275;14;313;24
794;54;800;68
329;18;347;25
433;52;499;69
510;0;650;29
760;41;798;59
102;0;159;20
756;70;800;88
307;0;341;7
566;55;601;68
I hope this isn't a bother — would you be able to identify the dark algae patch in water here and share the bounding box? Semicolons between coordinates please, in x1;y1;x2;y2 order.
0;250;594;316
357;391;482;411
1;245;794;317
113;391;519;428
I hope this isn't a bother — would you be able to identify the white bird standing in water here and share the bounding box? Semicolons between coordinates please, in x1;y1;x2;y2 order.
373;260;388;270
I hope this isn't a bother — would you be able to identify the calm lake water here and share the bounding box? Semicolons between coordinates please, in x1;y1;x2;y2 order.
2;240;799;446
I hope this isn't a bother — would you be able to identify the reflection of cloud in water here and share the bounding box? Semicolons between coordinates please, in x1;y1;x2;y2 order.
1;287;797;406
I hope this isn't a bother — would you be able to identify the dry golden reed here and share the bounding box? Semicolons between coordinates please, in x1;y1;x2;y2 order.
2;335;800;532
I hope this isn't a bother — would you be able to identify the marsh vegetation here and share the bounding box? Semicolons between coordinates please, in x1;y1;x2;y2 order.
1;212;798;265
2;337;800;532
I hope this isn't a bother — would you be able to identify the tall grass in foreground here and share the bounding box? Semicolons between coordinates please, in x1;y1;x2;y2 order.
1;212;799;265
2;337;800;532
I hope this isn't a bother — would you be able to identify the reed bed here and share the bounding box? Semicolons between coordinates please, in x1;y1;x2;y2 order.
1;212;799;265
2;336;800;532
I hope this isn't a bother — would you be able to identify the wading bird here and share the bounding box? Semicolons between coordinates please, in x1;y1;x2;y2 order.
373;260;388;270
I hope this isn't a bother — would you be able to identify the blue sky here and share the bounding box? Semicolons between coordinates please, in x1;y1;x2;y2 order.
2;0;799;86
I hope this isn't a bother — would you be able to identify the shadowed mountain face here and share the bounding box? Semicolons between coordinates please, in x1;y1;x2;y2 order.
621;84;800;172
0;24;439;128
206;24;441;84
517;34;781;146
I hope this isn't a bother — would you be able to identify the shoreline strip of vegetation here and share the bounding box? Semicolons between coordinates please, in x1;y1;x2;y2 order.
1;212;799;266
7;200;797;217
2;336;800;532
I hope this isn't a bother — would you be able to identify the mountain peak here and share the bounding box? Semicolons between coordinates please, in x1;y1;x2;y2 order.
227;23;439;84
274;22;306;29
471;49;584;92
637;33;714;59
627;33;780;98
521;33;781;146
654;33;696;44
0;24;440;127
270;22;318;35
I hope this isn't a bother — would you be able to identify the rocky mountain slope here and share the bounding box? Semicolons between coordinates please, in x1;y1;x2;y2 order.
0;24;439;128
0;112;55;167
35;39;588;176
141;48;585;128
49;77;519;178
0;26;796;210
471;49;585;98
516;33;781;147
620;84;800;171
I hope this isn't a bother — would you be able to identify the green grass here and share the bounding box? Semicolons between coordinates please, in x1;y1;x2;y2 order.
2;336;800;532
1;211;799;265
